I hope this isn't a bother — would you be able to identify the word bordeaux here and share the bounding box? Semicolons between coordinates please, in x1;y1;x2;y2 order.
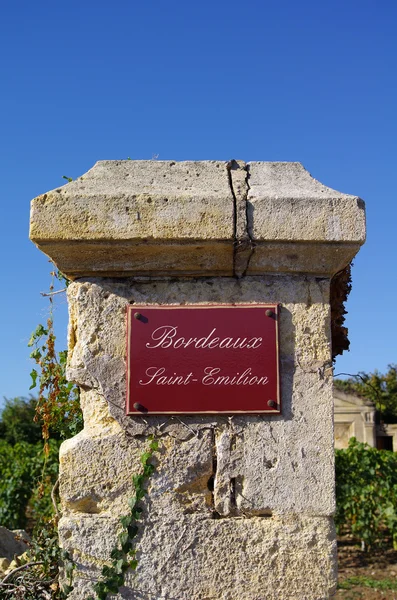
127;304;280;415
146;325;264;350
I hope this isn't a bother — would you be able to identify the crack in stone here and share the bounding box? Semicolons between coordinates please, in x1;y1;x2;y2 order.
230;476;237;510
226;160;239;278
226;160;237;275
240;162;256;277
227;159;255;278
213;428;241;516
207;428;217;511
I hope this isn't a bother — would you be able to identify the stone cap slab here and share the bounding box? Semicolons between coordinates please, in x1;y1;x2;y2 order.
247;162;365;242
29;160;366;278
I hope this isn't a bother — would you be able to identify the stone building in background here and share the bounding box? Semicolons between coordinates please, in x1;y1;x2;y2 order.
333;389;376;449
334;389;397;451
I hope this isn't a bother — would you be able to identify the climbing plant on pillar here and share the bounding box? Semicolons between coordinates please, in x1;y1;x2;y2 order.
87;435;159;600
0;268;84;599
28;269;83;447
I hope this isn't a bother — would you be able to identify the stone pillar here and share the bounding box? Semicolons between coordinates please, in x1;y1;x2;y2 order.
30;160;365;600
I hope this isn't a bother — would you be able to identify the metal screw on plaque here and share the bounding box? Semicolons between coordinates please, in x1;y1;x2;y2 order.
134;312;142;320
133;402;146;412
267;400;277;409
265;310;273;317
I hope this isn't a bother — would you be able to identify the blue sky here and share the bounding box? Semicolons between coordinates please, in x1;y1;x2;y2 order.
0;0;396;401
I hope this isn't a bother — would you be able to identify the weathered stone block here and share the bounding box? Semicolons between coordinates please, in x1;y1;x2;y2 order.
30;160;235;278
65;276;335;521
60;513;337;599
29;160;365;278
246;162;366;276
56;274;338;597
247;162;365;242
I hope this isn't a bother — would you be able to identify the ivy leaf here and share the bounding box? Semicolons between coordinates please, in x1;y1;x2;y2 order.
110;548;123;560
140;452;152;466
135;488;147;501
105;576;122;593
29;369;38;390
101;564;115;578
29;348;42;361
119;531;129;552
120;514;133;528
127;524;139;538
59;350;68;365
131;507;143;520
143;463;155;477
150;439;159;451
115;558;124;574
129;558;138;570
128;496;138;510
28;324;48;346
132;474;144;488
93;581;108;600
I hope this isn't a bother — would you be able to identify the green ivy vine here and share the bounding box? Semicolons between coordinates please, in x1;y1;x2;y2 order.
88;435;159;600
28;269;83;450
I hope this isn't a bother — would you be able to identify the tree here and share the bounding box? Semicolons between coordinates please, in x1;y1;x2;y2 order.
0;396;42;445
0;438;59;530
334;364;397;423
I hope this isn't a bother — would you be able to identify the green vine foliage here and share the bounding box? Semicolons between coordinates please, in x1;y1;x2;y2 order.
88;435;159;600
0;396;43;444
0;439;59;530
28;270;83;449
335;438;397;549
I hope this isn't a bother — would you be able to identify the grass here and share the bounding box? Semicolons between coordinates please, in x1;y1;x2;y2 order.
338;576;397;591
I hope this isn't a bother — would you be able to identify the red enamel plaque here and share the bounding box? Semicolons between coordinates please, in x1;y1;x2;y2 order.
126;304;280;415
